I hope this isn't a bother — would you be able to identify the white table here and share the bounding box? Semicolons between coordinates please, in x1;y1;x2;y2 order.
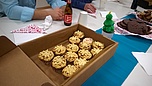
0;1;134;45
0;8;104;45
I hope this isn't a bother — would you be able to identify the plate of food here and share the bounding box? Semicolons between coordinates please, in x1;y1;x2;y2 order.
114;18;152;40
135;10;152;25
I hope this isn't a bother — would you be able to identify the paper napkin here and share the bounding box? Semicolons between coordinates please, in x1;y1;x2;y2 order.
132;52;152;76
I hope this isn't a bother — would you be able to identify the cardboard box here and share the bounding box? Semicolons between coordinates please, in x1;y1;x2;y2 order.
0;24;118;86
0;36;56;86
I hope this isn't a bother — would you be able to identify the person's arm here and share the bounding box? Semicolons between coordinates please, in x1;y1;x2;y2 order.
46;0;66;8
71;0;86;10
71;0;96;13
32;7;64;21
0;0;35;22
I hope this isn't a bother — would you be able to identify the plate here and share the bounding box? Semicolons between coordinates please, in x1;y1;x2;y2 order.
114;19;152;40
135;11;152;25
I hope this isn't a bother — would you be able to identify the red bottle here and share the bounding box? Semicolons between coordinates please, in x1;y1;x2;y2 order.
64;0;72;26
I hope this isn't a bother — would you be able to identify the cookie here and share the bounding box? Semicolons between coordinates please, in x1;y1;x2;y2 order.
79;42;91;50
127;21;151;35
137;10;152;23
123;19;130;25
69;36;81;44
53;45;66;55
91;48;102;56
52;56;66;69
117;22;126;29
74;58;88;69
62;65;77;77
38;49;54;62
92;41;104;49
78;49;92;60
129;18;144;23
66;43;79;52
127;21;142;34
64;52;78;62
82;38;93;44
73;30;84;38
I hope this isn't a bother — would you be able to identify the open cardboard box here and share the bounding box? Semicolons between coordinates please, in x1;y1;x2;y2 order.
0;36;55;86
0;24;118;86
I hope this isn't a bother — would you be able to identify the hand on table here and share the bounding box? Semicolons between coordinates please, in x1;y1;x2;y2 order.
51;8;64;21
84;3;96;13
33;7;64;21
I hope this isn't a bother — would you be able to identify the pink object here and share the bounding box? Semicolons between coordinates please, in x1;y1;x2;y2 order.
11;24;45;34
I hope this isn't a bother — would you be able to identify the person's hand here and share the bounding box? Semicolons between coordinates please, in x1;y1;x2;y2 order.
32;7;64;21
60;5;66;12
84;3;96;13
51;8;64;21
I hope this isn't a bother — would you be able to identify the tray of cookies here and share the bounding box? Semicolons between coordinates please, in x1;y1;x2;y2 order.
19;24;118;86
114;18;152;40
136;10;152;25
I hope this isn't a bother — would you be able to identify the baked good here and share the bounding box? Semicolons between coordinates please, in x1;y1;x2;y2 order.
79;42;91;50
78;49;92;59
53;45;66;55
52;56;66;69
64;52;78;62
82;38;93;44
117;19;131;30
127;21;151;35
69;36;81;44
74;58;88;69
91;48;102;56
62;65;77;77
38;49;54;61
137;10;152;23
92;41;104;49
73;30;84;38
117;19;152;35
66;43;79;52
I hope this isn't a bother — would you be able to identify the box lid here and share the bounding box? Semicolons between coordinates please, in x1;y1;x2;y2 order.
0;36;55;86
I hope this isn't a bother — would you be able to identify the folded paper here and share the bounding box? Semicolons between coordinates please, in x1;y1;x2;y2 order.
132;52;152;76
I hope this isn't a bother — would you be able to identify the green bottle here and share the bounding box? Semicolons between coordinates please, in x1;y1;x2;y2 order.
102;11;114;33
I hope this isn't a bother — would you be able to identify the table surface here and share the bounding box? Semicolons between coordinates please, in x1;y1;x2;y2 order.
0;1;152;86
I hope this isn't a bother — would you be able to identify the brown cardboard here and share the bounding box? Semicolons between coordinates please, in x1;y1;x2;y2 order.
0;36;56;86
19;24;118;86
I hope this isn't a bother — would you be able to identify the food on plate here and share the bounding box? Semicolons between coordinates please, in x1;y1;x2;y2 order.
137;10;152;23
53;45;66;55
62;65;77;77
117;19;152;35
52;56;66;69
38;49;54;61
66;43;79;52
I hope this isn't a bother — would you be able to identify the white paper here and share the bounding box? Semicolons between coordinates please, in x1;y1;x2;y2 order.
147;45;152;53
132;52;152;76
14;33;44;45
100;11;118;19
38;15;52;31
